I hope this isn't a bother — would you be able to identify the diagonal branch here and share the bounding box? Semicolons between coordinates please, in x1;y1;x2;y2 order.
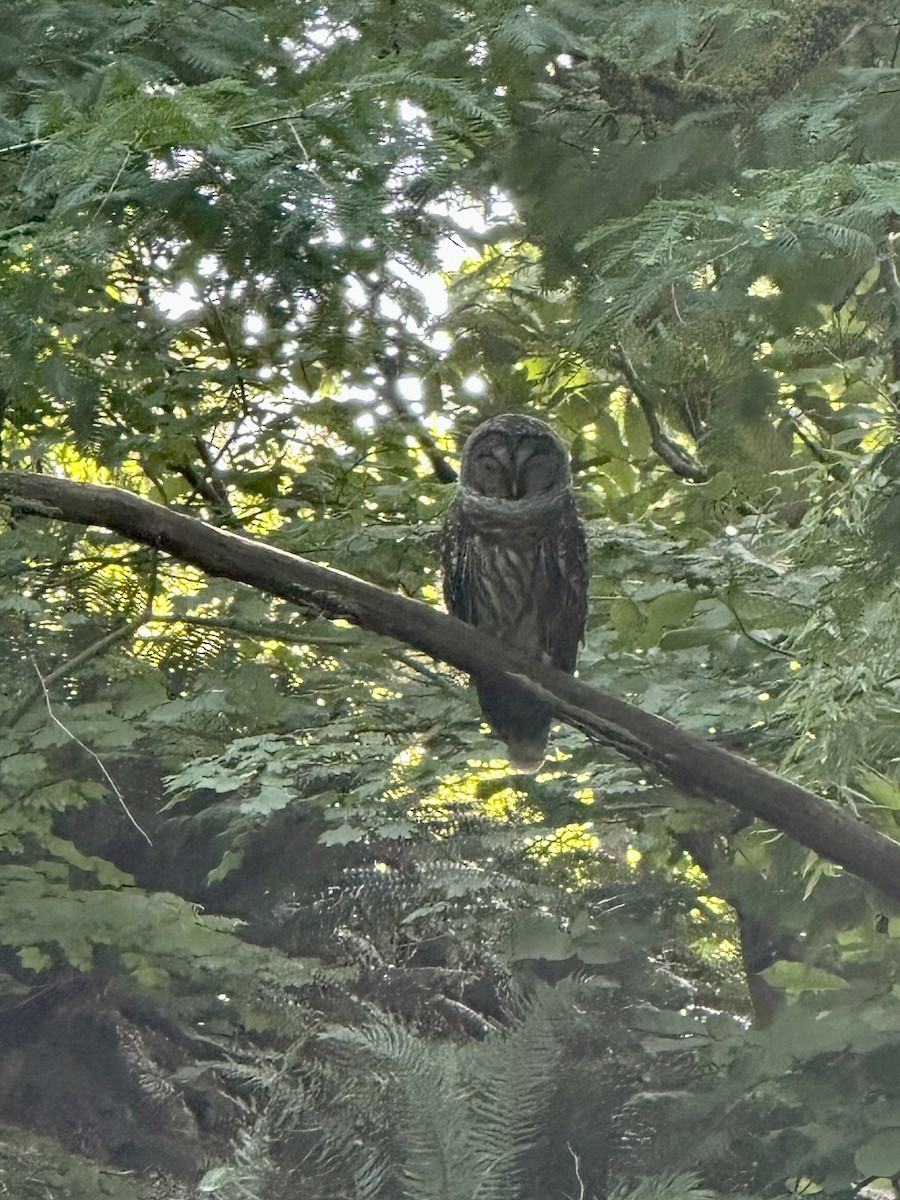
4;469;900;903
610;347;708;481
378;349;458;484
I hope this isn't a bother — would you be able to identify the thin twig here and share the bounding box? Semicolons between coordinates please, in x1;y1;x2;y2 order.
93;148;132;218
178;449;236;521
566;1143;586;1200
379;350;457;483
0;139;44;157
30;659;152;845
352;267;458;486
10;620;146;726
728;605;797;660
145;612;360;646
788;415;831;464
231;109;309;131
397;651;458;692
286;120;309;160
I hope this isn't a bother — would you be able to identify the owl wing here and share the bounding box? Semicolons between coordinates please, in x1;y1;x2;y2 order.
542;497;589;673
442;494;554;770
441;496;475;623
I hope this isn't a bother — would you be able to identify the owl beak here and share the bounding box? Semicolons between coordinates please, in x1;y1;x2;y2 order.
510;480;519;499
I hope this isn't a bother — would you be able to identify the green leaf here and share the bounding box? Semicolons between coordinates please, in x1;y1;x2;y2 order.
854;1128;900;1177
760;962;849;995
593;410;628;459
622;399;651;460
318;822;366;846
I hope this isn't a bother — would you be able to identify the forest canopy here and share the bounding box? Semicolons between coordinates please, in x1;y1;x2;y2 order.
3;2;900;1198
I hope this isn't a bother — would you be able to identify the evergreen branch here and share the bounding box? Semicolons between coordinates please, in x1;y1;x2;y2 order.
726;1;874;104
610;348;708;482
441;218;527;249
5;469;900;904
584;54;721;125
576;1;874;119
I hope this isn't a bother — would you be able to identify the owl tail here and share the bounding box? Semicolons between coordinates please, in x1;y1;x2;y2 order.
474;674;551;774
504;736;547;774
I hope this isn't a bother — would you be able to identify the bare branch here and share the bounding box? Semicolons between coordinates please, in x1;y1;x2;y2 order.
4;469;900;901
379;350;458;484
0;139;43;157
147;612;359;646
610;346;708;481
566;1143;586;1200
10;619;146;726
30;658;152;845
878;247;900;387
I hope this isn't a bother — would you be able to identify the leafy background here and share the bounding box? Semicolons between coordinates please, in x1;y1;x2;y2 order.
3;0;900;1197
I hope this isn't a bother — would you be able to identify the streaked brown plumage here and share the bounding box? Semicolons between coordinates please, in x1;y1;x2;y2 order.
442;414;588;771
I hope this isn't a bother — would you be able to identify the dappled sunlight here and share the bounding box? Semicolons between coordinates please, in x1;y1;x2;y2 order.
525;820;600;862
2;1;899;1194
411;761;540;827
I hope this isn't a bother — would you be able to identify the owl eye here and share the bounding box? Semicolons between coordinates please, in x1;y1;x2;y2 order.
521;455;555;493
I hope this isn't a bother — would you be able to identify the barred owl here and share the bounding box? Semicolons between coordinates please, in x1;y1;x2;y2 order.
442;414;588;772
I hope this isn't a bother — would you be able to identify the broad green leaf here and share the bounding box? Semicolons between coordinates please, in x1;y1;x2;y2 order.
855;1129;900;1178
760;962;849;995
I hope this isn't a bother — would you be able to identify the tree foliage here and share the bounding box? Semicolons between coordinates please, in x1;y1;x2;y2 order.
3;0;900;1197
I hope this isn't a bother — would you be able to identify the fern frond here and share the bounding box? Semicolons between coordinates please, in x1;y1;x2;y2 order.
608;1171;717;1200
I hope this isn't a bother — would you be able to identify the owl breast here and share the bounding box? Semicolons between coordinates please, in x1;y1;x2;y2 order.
456;529;559;655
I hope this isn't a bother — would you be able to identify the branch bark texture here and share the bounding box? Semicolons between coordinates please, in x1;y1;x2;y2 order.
5;470;900;904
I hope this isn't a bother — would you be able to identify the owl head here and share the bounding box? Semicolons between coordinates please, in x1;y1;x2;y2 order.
459;414;571;500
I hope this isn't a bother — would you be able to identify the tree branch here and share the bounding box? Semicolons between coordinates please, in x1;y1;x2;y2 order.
610;347;708;481
878;247;900;388
4;469;900;902
378;350;457;484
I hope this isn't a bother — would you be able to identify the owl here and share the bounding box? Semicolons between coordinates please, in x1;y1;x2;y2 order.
442;414;589;772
